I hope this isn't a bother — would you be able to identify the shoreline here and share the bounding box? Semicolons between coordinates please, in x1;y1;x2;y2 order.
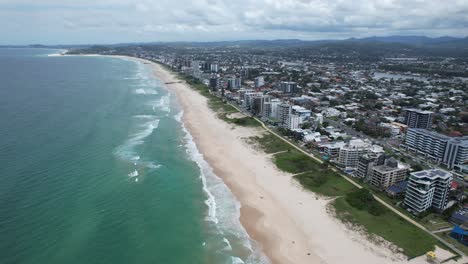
97;55;446;264
135;57;400;264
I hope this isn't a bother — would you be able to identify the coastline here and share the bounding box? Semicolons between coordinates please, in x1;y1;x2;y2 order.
106;55;444;264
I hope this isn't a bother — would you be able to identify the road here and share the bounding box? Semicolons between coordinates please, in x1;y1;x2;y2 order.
324;118;393;148
229;103;464;256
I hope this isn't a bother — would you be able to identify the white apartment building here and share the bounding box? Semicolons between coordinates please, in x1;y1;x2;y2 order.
404;169;452;214
337;139;372;169
292;105;312;123
319;141;345;159
287;114;301;130
269;99;281;120
337;139;383;169
255;76;265;88
402;128;468;171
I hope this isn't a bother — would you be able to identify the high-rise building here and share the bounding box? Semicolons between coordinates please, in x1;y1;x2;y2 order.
240;68;249;78
404;169;452;214
262;102;272;119
292;105;312;123
278;104;292;126
209;77;219;90
403;109;433;129
319;141;346;159
368;157;409;189
269;99;281;120
356;155;377;179
227;77;241;90
337;139;373;169
444;137;468;172
255;76;265;88
202;62;211;71
191;60;201;77
234;77;242;89
182;60;191;68
210;63;219;73
287;114;301;130
243;92;262;109
280;81;298;93
402;128;468;171
251;96;270;116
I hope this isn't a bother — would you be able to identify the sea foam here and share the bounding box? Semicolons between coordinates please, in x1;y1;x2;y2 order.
114;115;161;173
113;60;165;173
134;88;158;95
177;110;270;264
150;94;171;113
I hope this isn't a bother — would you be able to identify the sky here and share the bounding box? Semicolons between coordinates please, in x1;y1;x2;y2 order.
1;0;468;45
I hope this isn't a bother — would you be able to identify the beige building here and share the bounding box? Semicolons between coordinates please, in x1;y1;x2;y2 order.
368;157;409;189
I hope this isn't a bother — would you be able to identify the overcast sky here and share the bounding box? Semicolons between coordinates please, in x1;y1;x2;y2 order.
1;0;468;45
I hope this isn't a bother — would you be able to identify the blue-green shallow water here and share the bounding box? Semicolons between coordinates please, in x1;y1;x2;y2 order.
0;49;267;264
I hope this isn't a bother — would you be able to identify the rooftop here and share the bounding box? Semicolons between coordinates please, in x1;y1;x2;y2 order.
405;108;434;115
411;169;452;180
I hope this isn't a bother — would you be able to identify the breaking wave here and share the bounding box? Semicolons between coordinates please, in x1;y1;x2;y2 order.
177;110;269;264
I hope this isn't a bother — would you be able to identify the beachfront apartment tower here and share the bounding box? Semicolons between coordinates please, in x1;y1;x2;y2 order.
404;169;452;214
252;95;271;116
403;109;433;129
287;114;301;130
355;155;377;180
337;140;372;169
368;157;409;189
269;99;281;120
278;104;292;127
262;102;272;119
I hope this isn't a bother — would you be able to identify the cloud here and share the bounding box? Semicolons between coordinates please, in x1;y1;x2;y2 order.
0;0;467;44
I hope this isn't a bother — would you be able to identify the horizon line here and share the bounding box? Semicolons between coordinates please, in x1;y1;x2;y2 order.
1;35;467;47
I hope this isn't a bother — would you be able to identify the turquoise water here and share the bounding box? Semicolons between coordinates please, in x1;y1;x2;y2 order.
0;49;267;264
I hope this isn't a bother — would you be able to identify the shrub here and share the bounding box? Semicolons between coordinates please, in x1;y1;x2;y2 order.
345;189;385;216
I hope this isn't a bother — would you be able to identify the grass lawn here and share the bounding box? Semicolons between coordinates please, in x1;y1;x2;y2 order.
274;150;322;174
420;214;452;232
294;170;357;197
250;133;292;154
333;197;438;258
218;113;261;127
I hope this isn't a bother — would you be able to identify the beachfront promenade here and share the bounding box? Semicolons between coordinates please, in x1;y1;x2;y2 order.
227;102;465;257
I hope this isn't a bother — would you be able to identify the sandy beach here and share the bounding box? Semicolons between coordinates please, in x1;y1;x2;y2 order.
118;56;456;264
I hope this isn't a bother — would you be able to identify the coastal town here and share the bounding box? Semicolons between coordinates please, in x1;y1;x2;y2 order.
71;41;468;262
4;1;468;264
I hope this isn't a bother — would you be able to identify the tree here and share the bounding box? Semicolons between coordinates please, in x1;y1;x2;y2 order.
301;122;312;129
411;164;424;172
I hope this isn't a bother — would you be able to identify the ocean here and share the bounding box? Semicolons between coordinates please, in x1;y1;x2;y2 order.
0;49;267;264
